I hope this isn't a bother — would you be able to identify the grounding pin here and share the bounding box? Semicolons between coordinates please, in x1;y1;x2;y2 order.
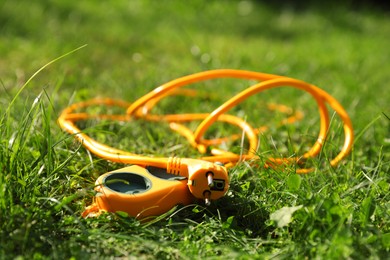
204;190;211;206
206;172;214;187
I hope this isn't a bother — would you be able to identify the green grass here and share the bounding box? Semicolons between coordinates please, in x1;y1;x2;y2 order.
1;0;389;259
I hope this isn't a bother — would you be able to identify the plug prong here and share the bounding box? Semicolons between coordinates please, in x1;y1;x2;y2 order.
207;172;214;187
204;190;211;206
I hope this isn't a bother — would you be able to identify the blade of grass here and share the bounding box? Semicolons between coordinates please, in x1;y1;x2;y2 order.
0;44;87;126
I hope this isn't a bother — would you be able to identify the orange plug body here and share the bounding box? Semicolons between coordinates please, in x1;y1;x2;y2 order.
83;165;195;219
83;160;229;218
166;158;229;203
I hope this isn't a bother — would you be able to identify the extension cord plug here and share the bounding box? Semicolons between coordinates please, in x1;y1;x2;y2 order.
167;157;229;205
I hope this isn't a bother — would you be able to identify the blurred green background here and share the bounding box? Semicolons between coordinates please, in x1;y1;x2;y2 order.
1;1;389;120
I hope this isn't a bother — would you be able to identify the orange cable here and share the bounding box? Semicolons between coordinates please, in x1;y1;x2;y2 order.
58;69;354;174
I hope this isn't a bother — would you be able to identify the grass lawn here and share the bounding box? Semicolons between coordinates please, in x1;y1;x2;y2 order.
1;0;389;259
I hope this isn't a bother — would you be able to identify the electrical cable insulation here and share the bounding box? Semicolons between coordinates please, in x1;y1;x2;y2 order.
58;69;354;174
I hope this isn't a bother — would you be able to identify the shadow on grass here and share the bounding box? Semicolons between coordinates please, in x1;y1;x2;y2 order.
163;181;273;239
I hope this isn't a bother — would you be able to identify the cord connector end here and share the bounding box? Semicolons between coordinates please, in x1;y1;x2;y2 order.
180;158;229;202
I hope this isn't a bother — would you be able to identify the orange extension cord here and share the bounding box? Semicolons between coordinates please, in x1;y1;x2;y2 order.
58;69;354;175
